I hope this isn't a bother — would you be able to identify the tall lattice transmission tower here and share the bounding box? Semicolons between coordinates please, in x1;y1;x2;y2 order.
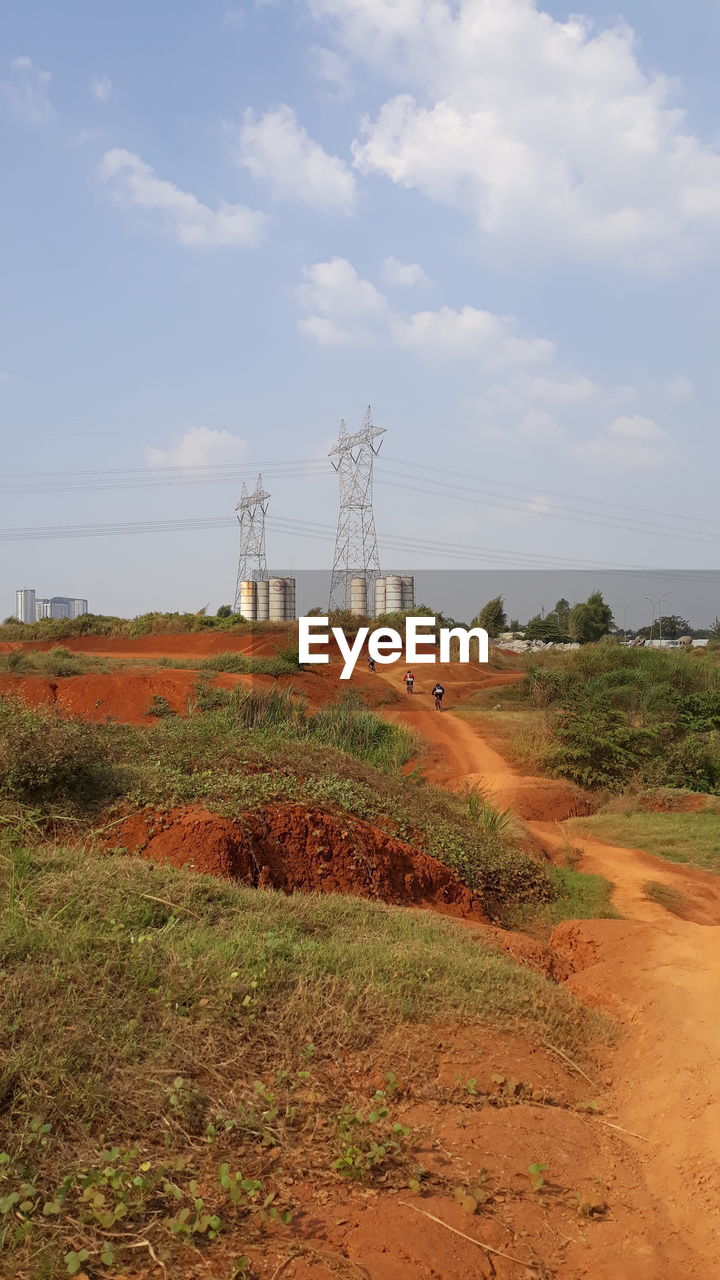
233;473;270;612
328;406;385;610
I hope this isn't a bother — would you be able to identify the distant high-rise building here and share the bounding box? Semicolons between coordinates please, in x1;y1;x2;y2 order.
15;589;89;622
15;588;36;623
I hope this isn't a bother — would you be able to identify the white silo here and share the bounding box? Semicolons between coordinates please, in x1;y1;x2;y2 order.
386;575;402;612
268;578;287;622
374;577;386;616
256;579;269;621
283;578;296;620
401;576;415;609
238;581;257;621
350;577;368;616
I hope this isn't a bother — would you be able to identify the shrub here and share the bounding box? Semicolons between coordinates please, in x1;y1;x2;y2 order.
0;698;112;806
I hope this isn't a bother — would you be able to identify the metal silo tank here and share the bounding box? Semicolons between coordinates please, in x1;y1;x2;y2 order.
373;578;386;616
255;579;269;621
350;577;368;616
401;576;414;609
385;575;402;612
238;581;257;621
268;578;286;622
284;578;296;620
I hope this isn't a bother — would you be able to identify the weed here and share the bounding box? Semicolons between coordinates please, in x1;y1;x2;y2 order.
527;1162;548;1192
333;1094;411;1183
146;694;177;718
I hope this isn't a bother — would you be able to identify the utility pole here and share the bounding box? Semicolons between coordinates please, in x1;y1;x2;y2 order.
328;406;385;611
233;473;270;612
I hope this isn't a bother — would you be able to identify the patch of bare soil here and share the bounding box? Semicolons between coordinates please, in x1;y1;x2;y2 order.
107;802;486;921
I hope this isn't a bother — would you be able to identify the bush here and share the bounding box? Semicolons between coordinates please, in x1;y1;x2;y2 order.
0;698;113;806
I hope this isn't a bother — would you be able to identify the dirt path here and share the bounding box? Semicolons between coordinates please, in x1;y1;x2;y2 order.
380;663;720;1274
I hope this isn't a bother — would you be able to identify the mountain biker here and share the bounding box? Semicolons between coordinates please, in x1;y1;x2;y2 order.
368;656;376;672
404;670;415;694
432;682;445;710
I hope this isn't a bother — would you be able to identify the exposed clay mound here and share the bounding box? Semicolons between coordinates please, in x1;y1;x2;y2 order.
109;802;487;920
502;778;597;822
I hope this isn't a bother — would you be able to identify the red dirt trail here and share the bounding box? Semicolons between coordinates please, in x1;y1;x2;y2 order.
380;661;720;1276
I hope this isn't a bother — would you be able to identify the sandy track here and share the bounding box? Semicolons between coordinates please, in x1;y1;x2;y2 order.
381;663;720;1275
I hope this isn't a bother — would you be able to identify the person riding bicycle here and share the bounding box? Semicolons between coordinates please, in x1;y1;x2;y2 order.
368;656;376;672
404;670;415;694
432;682;445;710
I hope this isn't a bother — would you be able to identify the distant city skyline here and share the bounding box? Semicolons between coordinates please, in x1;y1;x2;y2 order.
14;588;88;623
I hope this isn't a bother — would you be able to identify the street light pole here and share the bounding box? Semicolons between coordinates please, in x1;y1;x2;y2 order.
657;593;673;644
644;595;657;642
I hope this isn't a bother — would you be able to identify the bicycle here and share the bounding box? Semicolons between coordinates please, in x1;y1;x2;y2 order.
406;679;414;695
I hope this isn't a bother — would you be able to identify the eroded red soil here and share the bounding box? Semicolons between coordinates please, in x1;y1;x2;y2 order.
108;802;486;921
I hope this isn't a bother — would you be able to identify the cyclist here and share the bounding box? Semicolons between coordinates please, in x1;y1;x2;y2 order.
368;656;376;672
404;670;415;695
432;682;445;711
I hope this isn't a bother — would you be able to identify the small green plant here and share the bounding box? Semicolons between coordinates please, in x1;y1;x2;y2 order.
333;1094;411;1183
528;1162;548;1192
147;694;177;718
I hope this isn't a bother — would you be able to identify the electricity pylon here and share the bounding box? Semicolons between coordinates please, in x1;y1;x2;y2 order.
328;406;385;610
233;473;270;612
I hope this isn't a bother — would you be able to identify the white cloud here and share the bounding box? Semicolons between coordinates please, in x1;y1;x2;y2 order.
237;106;356;213
90;75;112;102
573;414;674;467
381;256;428;286
98;149;267;247
313;46;353;99
147;428;248;467
2;56;54;123
296;257;555;364
310;0;720;269
392;306;554;365
296;257;387;345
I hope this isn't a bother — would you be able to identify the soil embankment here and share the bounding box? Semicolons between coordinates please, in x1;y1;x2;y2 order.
109;802;486;921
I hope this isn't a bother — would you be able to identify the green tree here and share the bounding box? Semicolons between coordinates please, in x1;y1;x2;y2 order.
568;591;613;644
472;595;507;638
636;614;691;641
508;618;521;633
553;598;570;632
525;613;569;643
216;604;233;618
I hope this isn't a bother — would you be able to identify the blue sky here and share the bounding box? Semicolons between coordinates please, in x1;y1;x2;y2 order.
2;0;720;617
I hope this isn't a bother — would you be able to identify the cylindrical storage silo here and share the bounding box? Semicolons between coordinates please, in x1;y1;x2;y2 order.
350;576;368;617
268;577;286;622
374;577;386;616
238;581;257;621
255;579;269;621
401;575;415;609
283;578;296;620
386;574;402;613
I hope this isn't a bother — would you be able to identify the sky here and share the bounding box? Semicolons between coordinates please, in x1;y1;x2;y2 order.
2;0;720;620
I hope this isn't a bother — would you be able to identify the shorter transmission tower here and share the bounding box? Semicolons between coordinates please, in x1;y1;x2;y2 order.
328;406;385;610
233;473;270;612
